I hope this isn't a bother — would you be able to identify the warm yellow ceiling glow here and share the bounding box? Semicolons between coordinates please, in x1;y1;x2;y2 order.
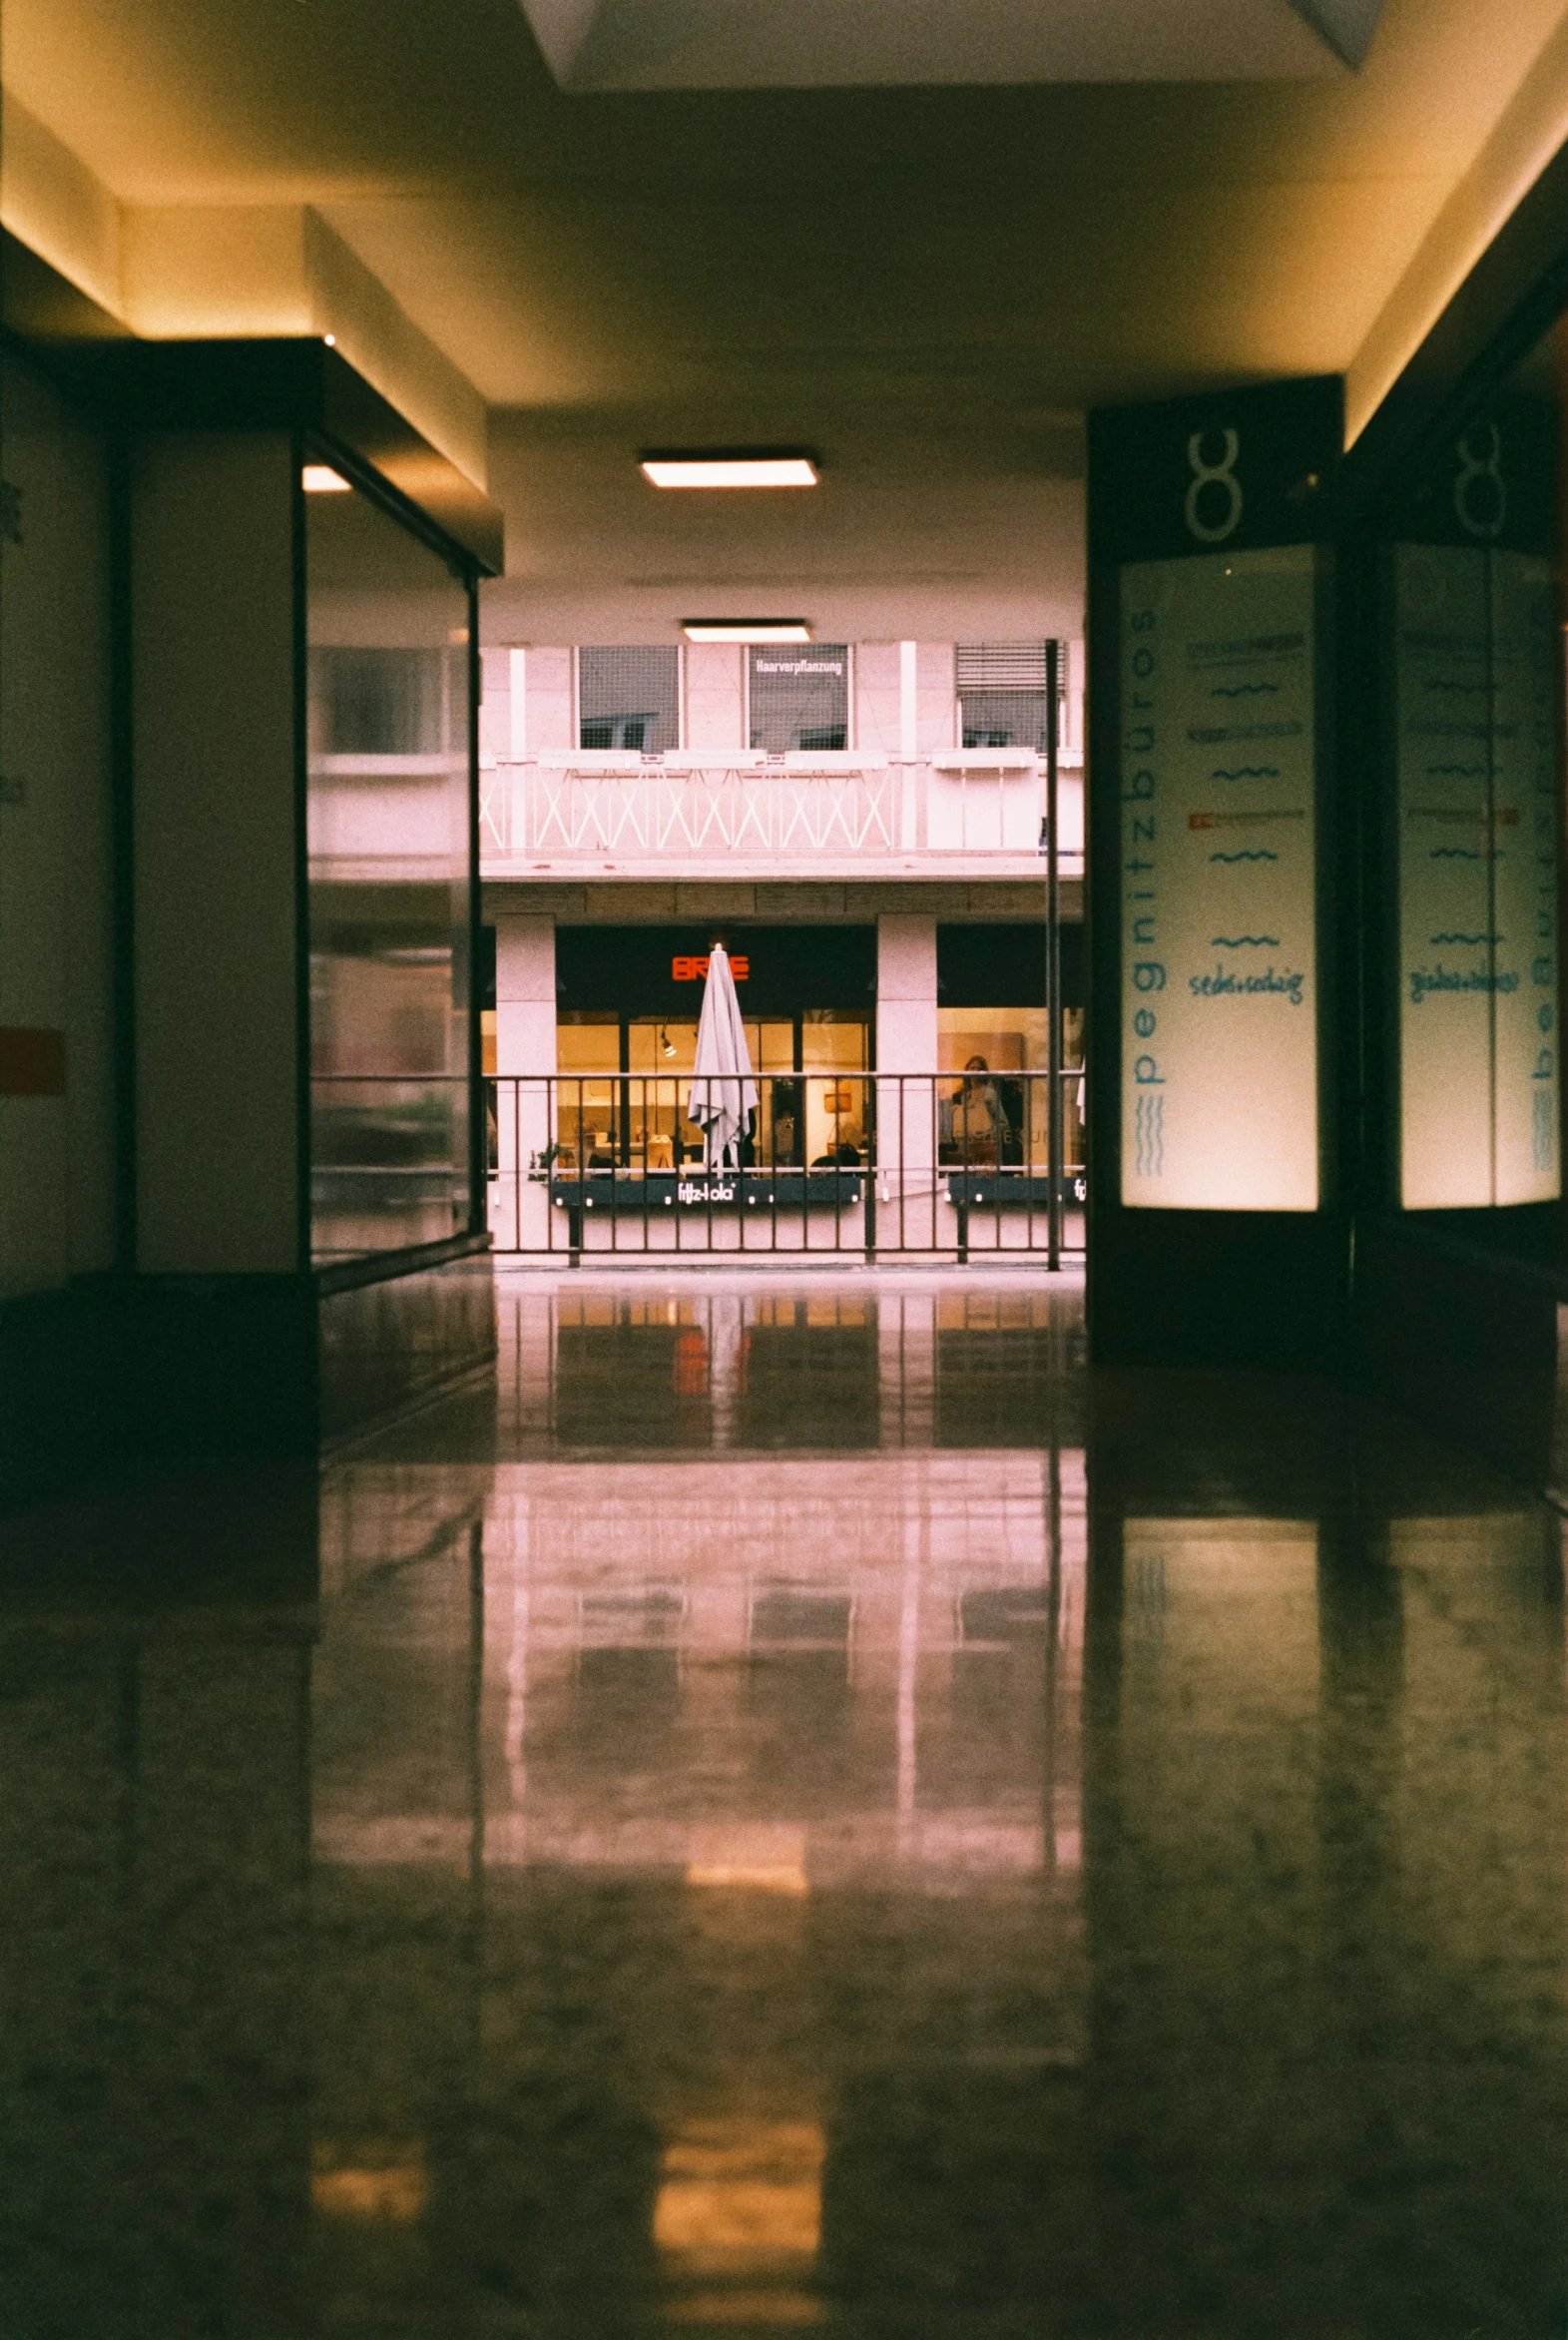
682;622;812;645
643;457;818;489
302;464;351;493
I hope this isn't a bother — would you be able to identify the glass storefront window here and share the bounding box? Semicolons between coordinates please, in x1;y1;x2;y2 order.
553;1010;871;1169
936;1006;1084;1167
306;476;475;1262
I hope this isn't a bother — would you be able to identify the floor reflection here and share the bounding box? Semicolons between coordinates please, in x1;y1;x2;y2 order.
366;1269;1087;1459
2;1274;1566;2337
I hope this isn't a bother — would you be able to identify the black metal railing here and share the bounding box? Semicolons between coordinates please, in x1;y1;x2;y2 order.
485;1071;1085;1263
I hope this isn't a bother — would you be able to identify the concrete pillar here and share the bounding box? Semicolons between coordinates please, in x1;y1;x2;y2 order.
686;642;746;751
898;641;918;759
876;917;938;1219
493;914;556;1249
134;434;300;1278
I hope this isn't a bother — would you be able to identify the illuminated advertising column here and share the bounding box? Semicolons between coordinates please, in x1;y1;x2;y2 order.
1087;378;1344;1366
1387;403;1561;1214
1119;547;1319;1209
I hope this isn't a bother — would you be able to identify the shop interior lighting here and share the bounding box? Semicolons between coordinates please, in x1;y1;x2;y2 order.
681;620;812;644
302;464;351;493
641;453;818;489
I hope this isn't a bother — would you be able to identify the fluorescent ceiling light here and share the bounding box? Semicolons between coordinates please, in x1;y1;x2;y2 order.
682;620;812;644
302;464;351;493
642;454;818;489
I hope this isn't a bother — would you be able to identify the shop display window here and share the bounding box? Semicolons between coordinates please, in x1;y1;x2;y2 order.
552;1009;870;1169
936;1006;1084;1167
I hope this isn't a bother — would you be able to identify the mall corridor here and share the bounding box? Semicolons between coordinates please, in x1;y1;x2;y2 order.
2;1270;1563;2339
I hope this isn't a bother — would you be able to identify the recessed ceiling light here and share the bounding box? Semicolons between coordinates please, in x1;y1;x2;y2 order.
302;464;351;493
642;452;818;489
682;620;813;644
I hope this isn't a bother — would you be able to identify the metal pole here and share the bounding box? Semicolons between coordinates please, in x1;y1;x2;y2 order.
1046;638;1063;1270
863;1072;877;1262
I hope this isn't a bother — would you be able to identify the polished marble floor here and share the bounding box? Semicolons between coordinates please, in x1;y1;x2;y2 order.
3;1268;1566;2337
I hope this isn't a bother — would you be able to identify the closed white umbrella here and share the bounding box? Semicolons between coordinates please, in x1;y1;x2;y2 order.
687;943;758;1170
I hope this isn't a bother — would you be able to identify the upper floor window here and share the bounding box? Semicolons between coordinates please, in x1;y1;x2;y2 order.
749;644;849;753
955;641;1066;751
578;645;681;752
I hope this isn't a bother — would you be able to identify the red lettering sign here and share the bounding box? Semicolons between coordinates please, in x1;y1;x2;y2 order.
672;954;750;980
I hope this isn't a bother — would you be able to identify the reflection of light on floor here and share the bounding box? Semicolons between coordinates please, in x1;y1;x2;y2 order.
666;2295;823;2326
656;2118;825;2325
310;2141;429;2220
686;1824;809;1896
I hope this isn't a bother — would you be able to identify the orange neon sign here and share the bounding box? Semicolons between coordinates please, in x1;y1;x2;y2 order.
672;954;750;980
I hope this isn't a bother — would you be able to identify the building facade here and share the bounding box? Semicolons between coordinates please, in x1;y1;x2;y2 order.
476;637;1085;1252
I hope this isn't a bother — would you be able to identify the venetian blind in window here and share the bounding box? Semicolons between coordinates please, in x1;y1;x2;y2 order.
955;640;1066;751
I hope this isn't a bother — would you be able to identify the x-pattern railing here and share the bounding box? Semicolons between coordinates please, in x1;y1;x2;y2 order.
479;755;1081;866
480;760;902;858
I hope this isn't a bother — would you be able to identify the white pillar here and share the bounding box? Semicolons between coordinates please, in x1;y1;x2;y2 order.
493;914;556;1249
508;649;528;756
898;640;917;759
876;917;938;1232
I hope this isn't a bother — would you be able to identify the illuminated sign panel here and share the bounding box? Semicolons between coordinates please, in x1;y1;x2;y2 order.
1395;543;1560;1208
1119;545;1319;1211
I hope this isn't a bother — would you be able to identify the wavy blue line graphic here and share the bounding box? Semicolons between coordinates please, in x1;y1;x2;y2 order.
1210;683;1280;697
1211;935;1281;948
1425;764;1486;777
1134;1091;1165;1179
1209;850;1279;863
1212;767;1280;781
1429;932;1502;944
1428;848;1483;860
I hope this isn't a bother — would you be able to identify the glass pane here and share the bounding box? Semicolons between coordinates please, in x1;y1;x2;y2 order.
627;1017;696;1075
578;646;681;752
748;645;848;752
625;1019;704;1163
1384;337;1562;1219
798;1012;869;1072
756;1020;794;1073
557;1016;621;1075
936;1007;1084;1168
306;480;472;1261
959;689;1052;750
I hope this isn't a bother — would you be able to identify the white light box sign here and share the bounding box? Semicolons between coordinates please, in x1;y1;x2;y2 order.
1395;544;1559;1209
1120;546;1319;1211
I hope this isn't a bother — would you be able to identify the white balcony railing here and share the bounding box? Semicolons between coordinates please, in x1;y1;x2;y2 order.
478;751;1084;878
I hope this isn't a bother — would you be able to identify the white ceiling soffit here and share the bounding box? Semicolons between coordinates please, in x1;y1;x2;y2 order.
520;0;1385;93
